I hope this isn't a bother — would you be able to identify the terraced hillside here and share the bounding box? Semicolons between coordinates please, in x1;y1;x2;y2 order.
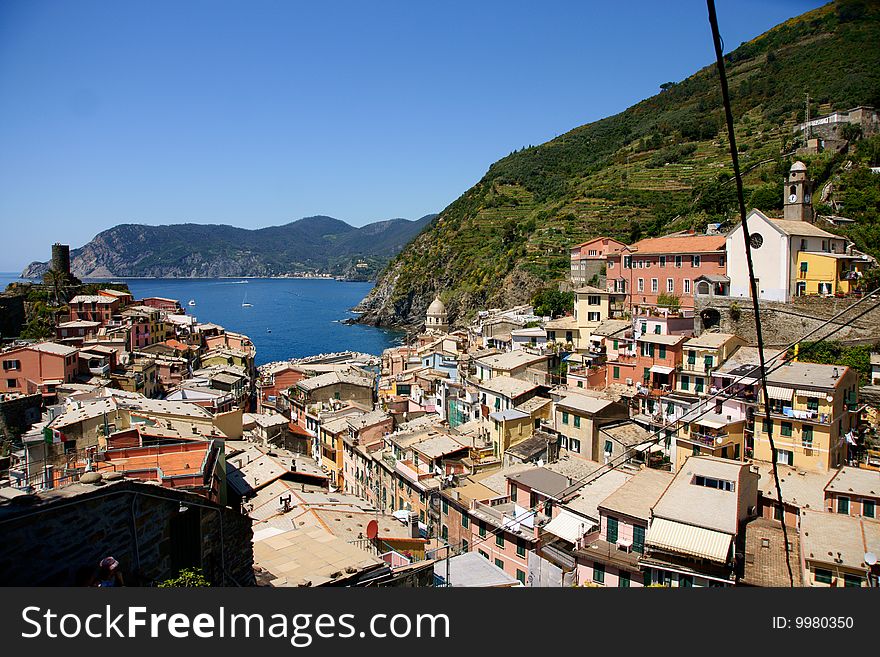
357;0;880;328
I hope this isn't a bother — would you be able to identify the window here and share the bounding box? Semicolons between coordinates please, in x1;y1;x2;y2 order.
613;366;620;379
651;278;658;292
807;398;819;411
587;312;601;322
604;439;613;455
573;415;581;429
674;255;682;268
2;360;21;370
778;449;793;466
462;514;470;528
516;569;526;584
863;500;876;519
681;375;689;391
762;419;773;435
479;549;489;560
606;516;618;543
442;499;448;515
462;539;469;553
684;279;691;294
510;486;517;503
638;278;644;292
781;422;792;437
802;425;813;448
844;574;862;588
496;534;505;548
6;379;17;388
516;540;526;557
619;573;631;587
667;278;674;293
659;345;666;359
659;256;666;267
814;568;832;584
479;523;486;538
838;497;850;514
562;411;569;425
693;475;735;492
679;575;694;588
570;437;581;452
633;525;645;554
623;256;632;269
441;525;448;541
774;504;784;522
692;255;701;268
587;295;600;306
593;563;605;584
495;558;504;570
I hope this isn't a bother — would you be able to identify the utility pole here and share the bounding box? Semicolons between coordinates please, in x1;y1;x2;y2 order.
805;92;811;140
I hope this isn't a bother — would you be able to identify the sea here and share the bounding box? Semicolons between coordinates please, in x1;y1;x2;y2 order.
0;273;402;366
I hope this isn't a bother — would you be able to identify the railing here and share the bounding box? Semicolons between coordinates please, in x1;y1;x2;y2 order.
682;431;729;447
541;542;576;570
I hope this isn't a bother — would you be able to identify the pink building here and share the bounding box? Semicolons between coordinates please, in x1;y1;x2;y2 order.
574;468;674;587
607;233;726;310
68;295;120;325
570;237;626;286
139;297;182;312
1;342;79;398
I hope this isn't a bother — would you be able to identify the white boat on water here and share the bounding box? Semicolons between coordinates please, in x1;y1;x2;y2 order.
241;291;253;307
188;299;196;306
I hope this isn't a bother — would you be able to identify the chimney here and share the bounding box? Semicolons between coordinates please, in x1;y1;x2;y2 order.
409;511;420;538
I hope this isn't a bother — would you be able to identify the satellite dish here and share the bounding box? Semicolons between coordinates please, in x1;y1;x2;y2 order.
866;552;878;566
366;519;379;540
826;395;834;402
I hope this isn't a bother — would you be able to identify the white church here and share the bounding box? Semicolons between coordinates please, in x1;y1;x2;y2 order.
725;161;866;302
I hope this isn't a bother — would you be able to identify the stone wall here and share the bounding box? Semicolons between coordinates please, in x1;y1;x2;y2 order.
0;479;254;586
0;393;41;441
0;292;25;339
694;295;880;347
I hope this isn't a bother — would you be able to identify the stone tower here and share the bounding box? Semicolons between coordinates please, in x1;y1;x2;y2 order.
425;296;448;333
783;161;814;222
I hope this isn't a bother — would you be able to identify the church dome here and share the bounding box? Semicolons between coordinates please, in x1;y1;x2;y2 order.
790;160;808;172
427;296;446;316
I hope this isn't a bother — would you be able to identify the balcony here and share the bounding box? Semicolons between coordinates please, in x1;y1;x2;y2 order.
88;363;110;376
681;360;712;375
680;431;730;447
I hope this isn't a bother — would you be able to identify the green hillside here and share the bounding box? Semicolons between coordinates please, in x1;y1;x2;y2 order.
358;0;880;328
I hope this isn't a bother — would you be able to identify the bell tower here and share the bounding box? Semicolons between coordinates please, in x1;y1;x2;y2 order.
783;161;813;222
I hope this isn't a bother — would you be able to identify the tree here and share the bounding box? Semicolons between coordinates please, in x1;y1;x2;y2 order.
42;269;69;306
158;567;211;588
532;288;574;317
656;293;680;311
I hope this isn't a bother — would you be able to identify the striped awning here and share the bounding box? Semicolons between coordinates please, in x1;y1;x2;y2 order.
796;389;826;399
646;518;733;563
765;386;794;401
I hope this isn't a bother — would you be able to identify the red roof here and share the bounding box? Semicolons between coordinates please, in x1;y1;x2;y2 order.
625;234;725;255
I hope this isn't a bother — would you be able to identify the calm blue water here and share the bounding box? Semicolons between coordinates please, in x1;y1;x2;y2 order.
0;273;401;365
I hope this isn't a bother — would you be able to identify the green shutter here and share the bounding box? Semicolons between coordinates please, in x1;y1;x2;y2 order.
606;516;618;543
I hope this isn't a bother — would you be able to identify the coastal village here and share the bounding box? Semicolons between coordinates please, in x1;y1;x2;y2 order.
2;124;880;588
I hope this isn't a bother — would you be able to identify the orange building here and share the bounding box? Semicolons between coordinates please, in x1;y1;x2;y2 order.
1;342;79;398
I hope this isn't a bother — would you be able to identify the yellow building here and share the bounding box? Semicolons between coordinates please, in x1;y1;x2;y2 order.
675;417;745;470
795;252;868;297
752;362;860;473
487;396;551;458
546;286;626;354
678;333;747;396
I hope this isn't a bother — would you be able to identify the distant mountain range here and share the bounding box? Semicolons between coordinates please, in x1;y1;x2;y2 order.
21;214;436;280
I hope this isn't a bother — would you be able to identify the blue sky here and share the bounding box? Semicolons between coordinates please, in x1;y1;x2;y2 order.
0;0;824;270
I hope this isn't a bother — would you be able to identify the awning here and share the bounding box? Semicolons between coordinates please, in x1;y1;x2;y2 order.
650;365;674;375
765;386;794;401
796;389;826;399
543;510;594;544
699;418;728;430
646;518;733;563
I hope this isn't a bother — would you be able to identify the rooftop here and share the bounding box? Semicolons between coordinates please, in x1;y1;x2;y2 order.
652;456;751;535
599;468;675;522
741;518;802;587
824;466;879;498
556;392;615;415
475;376;541;399
433;551;519;587
563;468;632;522
475;350;548;371
626;234;725;255
684;333;740;349
799;509;880;571
507;467;570;498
